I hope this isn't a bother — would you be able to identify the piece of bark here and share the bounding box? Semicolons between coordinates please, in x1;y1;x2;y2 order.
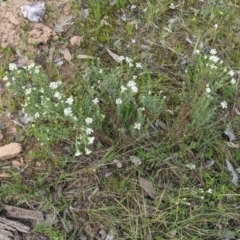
0;143;22;160
0;233;11;240
4;205;44;222
0;217;30;233
13;231;20;240
0;228;13;237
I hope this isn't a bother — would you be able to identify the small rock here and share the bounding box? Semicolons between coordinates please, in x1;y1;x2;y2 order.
20;2;46;23
0;143;22;160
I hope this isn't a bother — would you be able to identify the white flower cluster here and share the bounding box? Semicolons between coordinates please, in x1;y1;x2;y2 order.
9;63;18;71
119;56;143;69
49;81;62;89
74;119;95;156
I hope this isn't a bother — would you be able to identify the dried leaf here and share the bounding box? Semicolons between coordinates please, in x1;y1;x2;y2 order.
139;177;156;199
155;119;168;131
186;163;196;170
80;8;89;20
127;20;138;29
64;48;71;62
105;48;121;63
12;161;22;167
227;142;239;148
109;0;117;6
77;54;95;59
99;229;107;239
113;159;122;168
224;127;236;142
234;107;240;116
70;36;84;46
130;156;141;166
104;172;112;178
205;160;215;168
0;173;11;178
88;187;99;200
54;15;75;33
165;230;177;239
105;231;114;240
226;160;238;186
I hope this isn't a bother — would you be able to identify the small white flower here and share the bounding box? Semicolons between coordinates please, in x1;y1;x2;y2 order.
50;82;60;89
92;98;99;104
206;188;212;194
128;62;134;67
9;63;17;71
206;87;211;93
64;107;72;116
86;128;94;135
195;49;200;54
28;63;35;69
132;39;136;43
132;75;137;80
88;137;95;145
74;149;83;157
210;64;217;69
3;76;8;81
119;56;125;62
54;92;62;99
99;69;103;74
127;80;136;88
5;82;11;87
35;67;40;74
66;96;74;105
228;69;235;76
120;86;127;93
136;62;143;69
186;163;196;170
125;56;132;63
231;78;236;85
210;49;217;55
134;123;141;130
214;24;218;28
209;55;219;63
130;85;138;93
116;98;122;105
34;112;40;118
85;117;93;125
85;147;92;155
221;101;227;109
25;88;32;95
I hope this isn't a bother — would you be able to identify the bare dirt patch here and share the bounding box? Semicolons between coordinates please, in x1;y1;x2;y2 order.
0;0;70;49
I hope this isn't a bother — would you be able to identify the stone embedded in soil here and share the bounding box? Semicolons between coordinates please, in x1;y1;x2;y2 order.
0;143;22;160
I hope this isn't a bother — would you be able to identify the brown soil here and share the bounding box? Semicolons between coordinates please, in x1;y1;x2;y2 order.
0;0;70;49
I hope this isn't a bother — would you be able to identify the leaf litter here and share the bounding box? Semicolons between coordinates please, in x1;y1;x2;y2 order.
139;177;157;200
130;155;141;166
224;127;236;142
226;160;238;186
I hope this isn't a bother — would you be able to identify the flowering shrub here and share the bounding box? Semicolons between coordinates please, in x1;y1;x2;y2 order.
3;59;166;156
189;49;238;109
